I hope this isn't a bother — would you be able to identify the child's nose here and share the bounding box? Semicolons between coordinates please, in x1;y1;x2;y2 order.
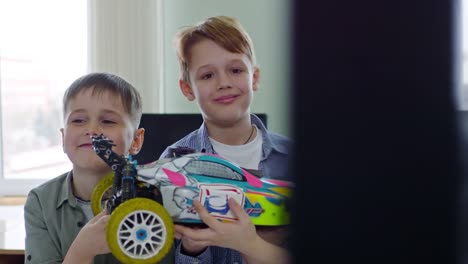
217;73;232;90
85;131;98;137
84;123;100;136
218;84;232;90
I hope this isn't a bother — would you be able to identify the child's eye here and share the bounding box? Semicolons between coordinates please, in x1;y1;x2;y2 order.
71;119;85;124
201;72;213;80
102;119;117;124
232;68;244;74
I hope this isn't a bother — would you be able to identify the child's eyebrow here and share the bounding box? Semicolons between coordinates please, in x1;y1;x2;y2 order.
196;59;247;71
100;109;122;116
68;109;87;115
195;63;214;70
68;109;122;117
100;109;128;120
229;58;247;64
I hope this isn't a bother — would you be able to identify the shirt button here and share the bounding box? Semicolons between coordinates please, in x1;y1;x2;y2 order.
27;255;32;261
77;221;84;227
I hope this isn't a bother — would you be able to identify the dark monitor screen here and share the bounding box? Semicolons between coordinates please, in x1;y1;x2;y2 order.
133;113;267;164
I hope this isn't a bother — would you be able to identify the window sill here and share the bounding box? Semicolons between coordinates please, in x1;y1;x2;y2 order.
0;196;26;206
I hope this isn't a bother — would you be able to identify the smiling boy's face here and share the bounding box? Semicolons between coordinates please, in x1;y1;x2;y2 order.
60;88;141;172
180;39;260;126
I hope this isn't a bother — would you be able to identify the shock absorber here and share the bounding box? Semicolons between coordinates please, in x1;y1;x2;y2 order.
107;170;123;214
121;159;136;202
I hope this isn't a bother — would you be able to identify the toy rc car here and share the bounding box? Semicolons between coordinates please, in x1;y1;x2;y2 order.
90;134;293;263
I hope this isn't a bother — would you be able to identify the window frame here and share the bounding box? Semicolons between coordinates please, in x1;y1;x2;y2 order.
0;0;164;196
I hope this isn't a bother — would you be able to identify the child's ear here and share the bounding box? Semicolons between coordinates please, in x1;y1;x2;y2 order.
179;79;196;101
130;128;145;155
252;67;260;91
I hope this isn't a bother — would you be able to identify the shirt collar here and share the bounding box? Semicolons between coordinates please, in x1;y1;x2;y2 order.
56;171;78;209
250;114;288;155
196;123;216;153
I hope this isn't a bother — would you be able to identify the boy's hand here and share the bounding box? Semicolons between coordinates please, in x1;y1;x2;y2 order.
64;209;111;263
80;209;111;255
174;224;208;256
174;198;258;255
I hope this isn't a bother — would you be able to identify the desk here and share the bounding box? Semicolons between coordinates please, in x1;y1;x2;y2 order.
0;205;25;264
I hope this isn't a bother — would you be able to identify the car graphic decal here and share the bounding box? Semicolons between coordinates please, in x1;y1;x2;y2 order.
198;183;245;220
162;168;186;187
241;168;263;188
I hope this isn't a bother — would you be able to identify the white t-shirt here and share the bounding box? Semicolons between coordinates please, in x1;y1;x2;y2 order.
76;198;94;221
209;126;263;170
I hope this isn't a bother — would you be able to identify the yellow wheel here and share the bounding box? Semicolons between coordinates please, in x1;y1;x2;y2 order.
107;198;174;264
91;172;114;216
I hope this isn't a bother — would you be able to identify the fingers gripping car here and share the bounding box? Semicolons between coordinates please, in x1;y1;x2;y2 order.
90;134;293;264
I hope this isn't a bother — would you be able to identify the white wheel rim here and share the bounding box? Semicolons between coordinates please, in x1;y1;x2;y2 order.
117;209;167;259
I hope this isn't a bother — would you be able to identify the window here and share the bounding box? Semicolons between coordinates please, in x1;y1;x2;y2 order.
0;0;87;195
184;160;244;181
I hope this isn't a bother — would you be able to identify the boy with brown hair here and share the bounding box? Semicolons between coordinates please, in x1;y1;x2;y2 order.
24;72;173;263
160;16;292;264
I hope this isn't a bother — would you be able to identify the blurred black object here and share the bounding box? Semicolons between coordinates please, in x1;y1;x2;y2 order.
291;0;460;263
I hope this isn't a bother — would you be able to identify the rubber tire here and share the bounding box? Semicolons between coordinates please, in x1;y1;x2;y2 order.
91;172;114;216
107;198;174;264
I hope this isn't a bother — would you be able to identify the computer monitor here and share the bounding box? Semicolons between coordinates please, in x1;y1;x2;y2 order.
133;113;267;164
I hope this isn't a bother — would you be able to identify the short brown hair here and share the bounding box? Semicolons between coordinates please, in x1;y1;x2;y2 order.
62;72;143;129
174;16;256;83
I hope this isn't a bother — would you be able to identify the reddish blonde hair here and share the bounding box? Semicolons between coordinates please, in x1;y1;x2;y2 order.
174;16;256;83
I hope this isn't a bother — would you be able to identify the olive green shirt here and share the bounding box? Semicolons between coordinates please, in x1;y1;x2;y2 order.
24;171;174;263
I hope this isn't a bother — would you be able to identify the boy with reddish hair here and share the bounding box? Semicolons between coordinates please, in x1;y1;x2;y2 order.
161;16;292;264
